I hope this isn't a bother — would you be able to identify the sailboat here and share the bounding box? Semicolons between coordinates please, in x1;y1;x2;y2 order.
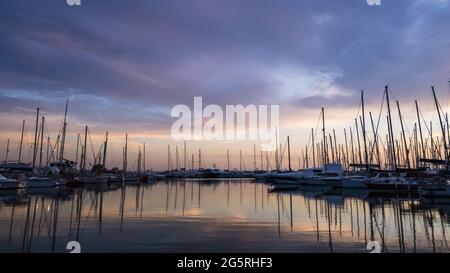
0;174;26;189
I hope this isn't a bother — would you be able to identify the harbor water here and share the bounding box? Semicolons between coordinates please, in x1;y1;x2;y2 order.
0;179;449;253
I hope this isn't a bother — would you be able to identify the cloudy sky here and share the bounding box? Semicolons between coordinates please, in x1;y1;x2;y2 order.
1;0;450;170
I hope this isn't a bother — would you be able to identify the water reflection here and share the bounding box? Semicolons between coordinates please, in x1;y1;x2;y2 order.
0;179;449;253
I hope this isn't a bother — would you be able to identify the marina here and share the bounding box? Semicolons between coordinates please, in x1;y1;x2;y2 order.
2;86;450;253
1;179;450;253
2;0;450;256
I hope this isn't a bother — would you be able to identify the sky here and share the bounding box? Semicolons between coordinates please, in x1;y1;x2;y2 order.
1;0;450;170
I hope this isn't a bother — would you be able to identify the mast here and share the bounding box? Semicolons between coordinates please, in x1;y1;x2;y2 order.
385;86;397;171
18;120;25;163
413;123;419;168
322;108;327;173
39;116;44;168
275;127;279;171
287;136;292;171
350;126;355;166
183;141;186;170
167;145;171;172
239;150;243;171
415;100;426;161
198;149;201;170
369;112;381;168
333;129;338;164
305;145;309;168
312;128;316;168
5;139;9;163
396;101;410;169
137;147;142;174
431;86;448;161
260;147;263;170
125;133;128;172
82;125;88;172
143;142;146;171
344;128;349;171
59;99;69;162
355;118;362;165
361;90;369;167
102;132;108;168
46;137;50;166
253;144;257;171
329;134;335;163
430;121;434;159
75;133;80;170
32;108;40;168
227;149;230;171
176;145;179;170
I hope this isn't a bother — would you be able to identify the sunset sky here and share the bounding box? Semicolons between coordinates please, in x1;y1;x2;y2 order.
1;0;450;170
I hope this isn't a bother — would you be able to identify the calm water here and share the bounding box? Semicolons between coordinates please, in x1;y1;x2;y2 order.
1;179;450;253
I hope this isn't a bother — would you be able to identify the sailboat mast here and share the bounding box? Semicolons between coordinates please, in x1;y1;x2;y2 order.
124;133;128;172
143;142;146;171
260;147;263;170
75;133;80;170
361;91;369;167
183;141;187;170
18;120;25;163
344;128;349;171
176;146;179;170
355;118;362;165
369;112;381;168
198;149;202;170
59;99;69;162
239;150;242;171
385;86;397;171
32;108;40;168
39;116;44;168
5;139;9;163
415;100;426;161
253;144;257;171
102;132;108;168
329;134;335;163
333;129;338;164
322;108;327;173
396;101;410;169
431;86;449;162
275;127;279;171
287;136;292;171
227;149;230;171
82;125;88;172
312;128;316;168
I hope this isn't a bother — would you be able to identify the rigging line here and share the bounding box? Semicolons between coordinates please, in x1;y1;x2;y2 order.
305;110;323;156
87;128;96;164
447;80;450;115
369;89;386;164
418;107;443;159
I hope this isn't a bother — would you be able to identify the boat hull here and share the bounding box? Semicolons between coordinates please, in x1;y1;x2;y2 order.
366;183;418;191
